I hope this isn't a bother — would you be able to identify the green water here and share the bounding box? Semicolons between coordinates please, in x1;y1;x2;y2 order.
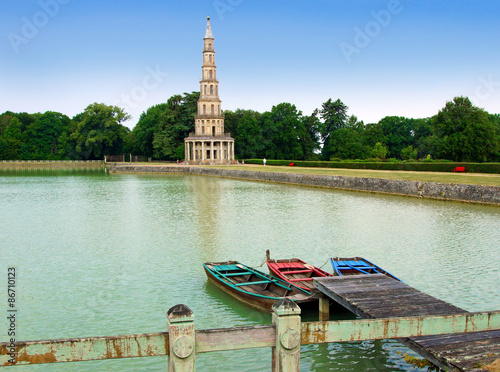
1;169;499;371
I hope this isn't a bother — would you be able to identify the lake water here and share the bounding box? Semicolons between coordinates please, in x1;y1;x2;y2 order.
1;169;499;371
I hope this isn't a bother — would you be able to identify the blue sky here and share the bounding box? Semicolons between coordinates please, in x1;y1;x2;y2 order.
1;0;499;129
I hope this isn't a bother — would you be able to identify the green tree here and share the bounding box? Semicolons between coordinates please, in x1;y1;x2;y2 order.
379;116;416;159
347;115;364;133
132;105;163;157
56;118;80;159
222;109;240;139
327;127;370;160
318;98;348;160
401;145;418;160
412;118;433;159
431;97;499;162
232;109;263;159
489;114;500;161
362;123;385;148
0;112;43;160
371;142;388;159
1;117;24;160
300;112;321;160
15;112;38;132
24;111;70;159
71;103;130;160
261;103;305;160
130;92;198;160
0;112;15;135
151;92;198;160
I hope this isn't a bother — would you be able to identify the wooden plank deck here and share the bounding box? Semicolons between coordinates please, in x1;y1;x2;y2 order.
315;274;500;372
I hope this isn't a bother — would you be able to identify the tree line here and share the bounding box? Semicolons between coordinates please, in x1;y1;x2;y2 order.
1;94;499;162
0;103;130;160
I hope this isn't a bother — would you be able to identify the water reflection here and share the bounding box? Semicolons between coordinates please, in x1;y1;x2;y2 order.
203;281;272;326
189;176;225;260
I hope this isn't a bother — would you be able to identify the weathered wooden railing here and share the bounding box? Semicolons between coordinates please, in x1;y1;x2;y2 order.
1;299;499;371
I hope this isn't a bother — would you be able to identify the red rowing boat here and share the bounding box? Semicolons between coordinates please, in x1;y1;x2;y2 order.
266;258;333;293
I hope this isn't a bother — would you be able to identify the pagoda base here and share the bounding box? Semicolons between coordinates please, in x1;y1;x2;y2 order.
184;136;235;165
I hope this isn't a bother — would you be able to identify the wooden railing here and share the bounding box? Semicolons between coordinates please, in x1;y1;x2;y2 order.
1;299;499;371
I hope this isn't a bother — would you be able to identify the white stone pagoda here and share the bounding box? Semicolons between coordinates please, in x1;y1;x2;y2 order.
184;17;234;164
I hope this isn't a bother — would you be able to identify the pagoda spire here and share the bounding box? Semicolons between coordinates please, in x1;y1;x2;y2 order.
205;16;214;39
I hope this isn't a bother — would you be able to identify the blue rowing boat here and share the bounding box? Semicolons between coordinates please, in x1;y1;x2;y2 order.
203;261;313;312
330;257;401;281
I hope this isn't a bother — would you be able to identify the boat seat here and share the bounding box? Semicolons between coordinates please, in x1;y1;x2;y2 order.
214;264;240;272
282;269;313;275
337;261;377;271
288;278;313;282
234;280;271;287
223;271;253;277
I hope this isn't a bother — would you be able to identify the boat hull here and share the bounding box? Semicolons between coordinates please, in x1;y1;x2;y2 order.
330;257;401;281
266;258;333;292
204;261;313;313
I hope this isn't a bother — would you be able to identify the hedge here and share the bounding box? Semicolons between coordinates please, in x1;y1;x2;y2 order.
243;159;500;174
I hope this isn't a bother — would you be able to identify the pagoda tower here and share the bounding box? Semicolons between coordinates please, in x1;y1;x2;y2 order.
185;17;234;164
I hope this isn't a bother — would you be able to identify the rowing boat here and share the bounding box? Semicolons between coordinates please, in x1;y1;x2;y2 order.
203;261;312;313
330;257;401;281
266;258;333;293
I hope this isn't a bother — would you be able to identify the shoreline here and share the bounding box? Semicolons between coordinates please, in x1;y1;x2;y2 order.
108;164;500;206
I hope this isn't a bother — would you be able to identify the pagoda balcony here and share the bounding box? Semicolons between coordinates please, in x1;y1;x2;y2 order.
188;132;232;138
198;96;222;102
195;113;225;119
199;79;219;83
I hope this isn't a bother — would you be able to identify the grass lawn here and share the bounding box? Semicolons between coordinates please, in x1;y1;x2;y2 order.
209;165;500;187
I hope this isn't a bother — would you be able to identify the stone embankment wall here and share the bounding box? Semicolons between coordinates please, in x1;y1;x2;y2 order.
0;160;104;168
108;164;500;206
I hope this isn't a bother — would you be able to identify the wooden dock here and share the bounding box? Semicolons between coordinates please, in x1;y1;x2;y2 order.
314;274;500;371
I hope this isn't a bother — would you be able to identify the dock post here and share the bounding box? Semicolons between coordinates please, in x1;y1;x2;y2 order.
167;304;195;372
311;288;330;321
318;294;330;322
272;298;301;372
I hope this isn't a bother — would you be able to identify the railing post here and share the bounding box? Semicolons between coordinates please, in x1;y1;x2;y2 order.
272;299;301;372
167;304;195;372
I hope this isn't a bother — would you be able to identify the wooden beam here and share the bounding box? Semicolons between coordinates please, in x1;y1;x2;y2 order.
1;310;499;368
196;326;274;353
0;332;168;367
300;311;500;344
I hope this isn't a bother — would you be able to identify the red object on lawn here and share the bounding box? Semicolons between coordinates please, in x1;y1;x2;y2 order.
453;166;465;172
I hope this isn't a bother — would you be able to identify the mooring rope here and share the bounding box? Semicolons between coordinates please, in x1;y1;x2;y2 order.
253;254;268;268
318;258;330;269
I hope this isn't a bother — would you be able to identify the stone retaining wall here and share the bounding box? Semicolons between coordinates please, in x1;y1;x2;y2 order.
108;164;500;206
0;160;104;168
